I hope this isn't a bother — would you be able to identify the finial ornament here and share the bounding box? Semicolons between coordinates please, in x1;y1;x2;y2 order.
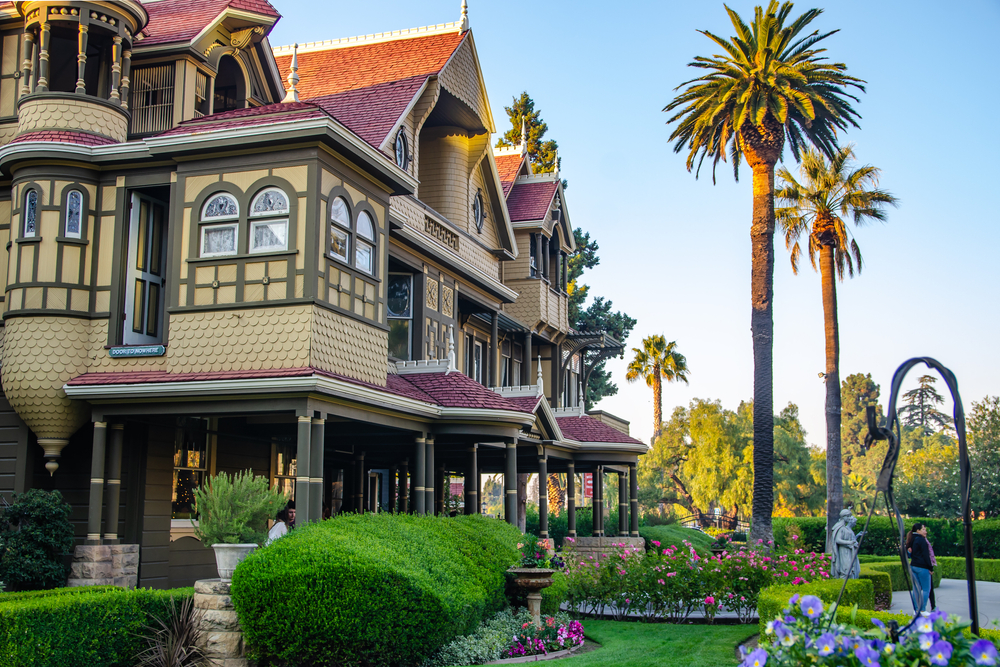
282;43;300;103
446;325;457;373
578;379;585;416
520;116;528;155
460;0;469;31
536;355;544;397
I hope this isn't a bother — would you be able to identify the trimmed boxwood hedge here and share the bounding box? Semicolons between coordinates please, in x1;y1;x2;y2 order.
638;525;715;554
858;566;892;609
935;556;1000;582
861;560;942;591
772;517;1000;557
758;579;874;640
0;586;193;667
230;513;522;667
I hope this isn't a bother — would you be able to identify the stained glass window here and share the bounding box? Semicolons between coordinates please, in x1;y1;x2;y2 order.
23;190;37;237
65;190;83;238
388;274;412;360
250;188;289;216
202;193;238;219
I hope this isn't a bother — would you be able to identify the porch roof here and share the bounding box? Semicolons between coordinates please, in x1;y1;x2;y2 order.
556;415;645;446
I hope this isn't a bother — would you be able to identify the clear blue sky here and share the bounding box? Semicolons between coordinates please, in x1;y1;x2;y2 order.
270;1;1000;447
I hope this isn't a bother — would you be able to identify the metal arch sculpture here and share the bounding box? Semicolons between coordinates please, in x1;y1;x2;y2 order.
828;357;979;637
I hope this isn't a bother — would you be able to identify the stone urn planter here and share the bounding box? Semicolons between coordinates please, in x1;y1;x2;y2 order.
509;567;556;627
212;543;257;581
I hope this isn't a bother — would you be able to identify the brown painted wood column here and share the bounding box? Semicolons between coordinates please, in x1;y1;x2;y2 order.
103;424;124;544
354;452;365;514
399;459;409;513
295;416;311;524
505;442;517;525
86;422;107;545
109;35;122;104
435;464;445;516
538;454;548;538
413;438;426;515
424;438;435;515
20;29;34;96
566;462;576;537
490;312;499;387
120;48;132;109
629;463;640;537
464;445;477;515
592;467;603;537
310;418;324;522
618;471;628;536
522;332;532;385
388;464;398;512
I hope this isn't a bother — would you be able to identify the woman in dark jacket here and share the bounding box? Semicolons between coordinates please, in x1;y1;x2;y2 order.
909;522;934;612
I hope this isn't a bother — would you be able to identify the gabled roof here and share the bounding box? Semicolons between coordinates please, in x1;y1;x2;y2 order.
140;0;279;47
556;415;645;446
495;153;525;196
273;30;464;100
307;76;428;150
506;179;559;222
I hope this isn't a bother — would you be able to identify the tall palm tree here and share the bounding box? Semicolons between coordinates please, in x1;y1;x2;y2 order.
776;146;897;547
664;1;864;546
626;335;690;442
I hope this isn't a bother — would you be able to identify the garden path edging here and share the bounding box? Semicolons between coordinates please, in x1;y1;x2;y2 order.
485;643;584;664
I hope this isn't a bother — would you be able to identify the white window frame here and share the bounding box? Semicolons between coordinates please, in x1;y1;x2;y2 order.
249;218;288;254
329;196;352;264
64;189;83;239
201;192;239;221
250;187;290;217
200;222;239;258
355;210;376;275
22;189;37;238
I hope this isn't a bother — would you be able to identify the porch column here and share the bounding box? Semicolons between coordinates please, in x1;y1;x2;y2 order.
20;29;33;96
103;424;124;544
490;312;499;387
109;35;122;104
36;20;50;92
425;438;435;515
399;459;409;513
551;346;561;408
295;416;311;524
464;445;477;515
476;464;482;515
310;418;324;523
435;464;445;516
504;443;517;526
75;24;88;94
618;471;628;536
592;467;602;537
522;332;532;385
86;422;107;545
629;463;640;537
413;438;426;515
566;462;576;538
538;454;548;539
120;48;132;109
388;464;398;513
354;452;365;514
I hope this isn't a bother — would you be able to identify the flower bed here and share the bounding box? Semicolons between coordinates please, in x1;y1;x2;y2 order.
506;615;585;659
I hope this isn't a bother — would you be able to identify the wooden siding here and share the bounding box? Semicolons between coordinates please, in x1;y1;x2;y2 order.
0;387;29;501
140;421;174;589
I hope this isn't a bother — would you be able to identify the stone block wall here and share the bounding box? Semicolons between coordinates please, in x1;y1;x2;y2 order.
66;544;138;588
194;578;247;667
562;536;646;562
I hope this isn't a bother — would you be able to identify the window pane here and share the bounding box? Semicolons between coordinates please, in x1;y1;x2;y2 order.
387;275;411;318
203;193;238;219
251;220;287;252
388;319;411;360
65;190;82;238
149;203;163;275
146;282;160;336
330;225;349;261
202;225;237;256
331;196;350;227
132;278;145;333
357;211;374;241
23;191;36;237
356;241;373;274
136;200;148;271
251;188;289;216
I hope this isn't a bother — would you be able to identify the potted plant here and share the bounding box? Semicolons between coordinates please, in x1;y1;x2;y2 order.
192;470;288;581
508;534;559;626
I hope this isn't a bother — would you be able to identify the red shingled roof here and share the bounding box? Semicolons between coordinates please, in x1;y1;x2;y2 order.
401;371;532;412
504;395;543;413
68;367;314;386
495;154;524;196
141;0;279;47
155;103;326;137
556;415;644;445
274;31;464;99
10;130;119;147
505;180;558;222
309;75;427;148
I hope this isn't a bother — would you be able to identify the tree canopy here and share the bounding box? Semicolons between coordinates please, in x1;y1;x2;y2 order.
496;92;561;177
898;374;953;435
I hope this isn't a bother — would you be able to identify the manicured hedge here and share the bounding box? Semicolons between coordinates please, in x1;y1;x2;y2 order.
862;560;941;591
772;517;1000;557
541;570;568;616
0;585;117;603
758;579;874;640
0;586;193;667
935;557;1000;582
858;566;892;609
231;513;522;667
638;525;715;554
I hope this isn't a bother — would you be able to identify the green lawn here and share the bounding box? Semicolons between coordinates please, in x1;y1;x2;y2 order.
460;621;755;667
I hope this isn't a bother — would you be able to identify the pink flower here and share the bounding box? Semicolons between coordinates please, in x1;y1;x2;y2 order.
658;579;665;585
667;572;677;577
791;535;799;541
705;596;715;605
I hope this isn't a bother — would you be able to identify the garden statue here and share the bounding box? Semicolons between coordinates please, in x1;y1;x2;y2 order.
829;509;863;579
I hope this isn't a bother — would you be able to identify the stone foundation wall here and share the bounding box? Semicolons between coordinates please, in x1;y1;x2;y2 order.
194;578;247;667
66;544;138;588
562;536;646;562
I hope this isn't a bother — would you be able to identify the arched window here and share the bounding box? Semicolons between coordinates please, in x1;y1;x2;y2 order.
200;192;239;257
23;190;37;238
394;129;409;170
472;189;484;233
329;196;350;263
214;56;246;113
355;210;375;275
249;187;289;253
64;189;83;239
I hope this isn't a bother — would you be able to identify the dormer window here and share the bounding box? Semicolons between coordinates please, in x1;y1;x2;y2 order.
473;189;485;233
394;129;410;171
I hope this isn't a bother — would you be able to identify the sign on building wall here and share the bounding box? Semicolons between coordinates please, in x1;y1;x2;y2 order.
109;345;166;358
583;473;593;499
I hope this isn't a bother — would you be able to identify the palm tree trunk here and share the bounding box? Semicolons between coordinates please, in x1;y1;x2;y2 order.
652;370;663;442
748;160;776;548
819;242;843;551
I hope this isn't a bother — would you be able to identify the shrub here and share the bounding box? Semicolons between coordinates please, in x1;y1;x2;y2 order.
935;556;1000;582
858;566;892;609
0;586;193;666
863;560;942;591
0;489;74;591
757;579;874;640
541;571;568;615
134;595;212;667
231;513;521;667
638;525;714;554
191;470;288;546
0;586;117;603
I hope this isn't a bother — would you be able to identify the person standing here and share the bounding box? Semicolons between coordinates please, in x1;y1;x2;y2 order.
266;501;295;546
909;522;934;613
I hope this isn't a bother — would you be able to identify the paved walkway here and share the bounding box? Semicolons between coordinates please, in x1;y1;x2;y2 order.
890;579;1000;629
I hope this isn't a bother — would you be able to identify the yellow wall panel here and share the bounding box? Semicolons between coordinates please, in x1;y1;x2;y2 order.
216;264;237;283
194;287;214;305
184;174;221;203
18;244;33;282
245;262;265;281
97;215;115;285
70;289;89;311
7;288;20;309
83;216;94;283
194;265;215;284
46;287;66;310
101;186;116;212
23;286;42;308
295;198;306;269
271;166;309;193
344;183;365;207
339;292;349;310
244;283;264;302
61;245;80;283
266;281;286;300
216;285;236;303
223;169;268;193
321;169;340;197
36;181;50;206
177;284;187;307
94;290;110;312
268;261;287;279
353;297;363;316
295;274;303;298
180;208;191;265
0;229;9;294
39;210;59;240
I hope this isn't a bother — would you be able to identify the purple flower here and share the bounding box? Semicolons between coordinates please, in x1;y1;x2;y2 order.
855;645;880;667
789;593;801;605
799;595;823;620
916;617;934;634
919;632;939;651
742;648;768;667
971;639;998;666
816;632;837;656
871;617;886;632
928;640;953;666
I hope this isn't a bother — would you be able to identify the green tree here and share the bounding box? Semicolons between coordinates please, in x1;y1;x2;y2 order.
495;92;561;175
664;1;864;546
775;145;897;544
894;437;961;517
567;228;598;323
577;296;637;408
840;373;884;475
625;336;690;441
969;396;1000;517
898;375;953;435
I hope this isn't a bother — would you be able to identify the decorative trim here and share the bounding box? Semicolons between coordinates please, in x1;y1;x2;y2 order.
424;216;458;251
272;22;463;56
